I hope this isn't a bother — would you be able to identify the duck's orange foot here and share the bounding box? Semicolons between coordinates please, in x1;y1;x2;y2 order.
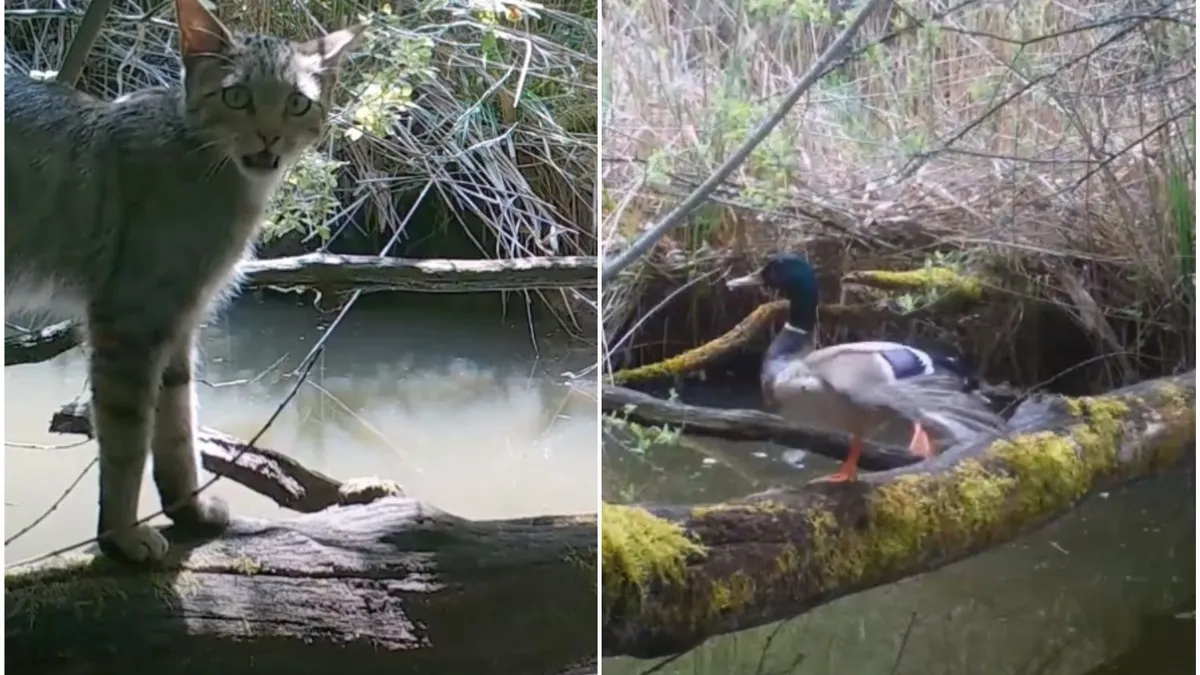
809;435;862;484
809;469;857;485
907;422;938;460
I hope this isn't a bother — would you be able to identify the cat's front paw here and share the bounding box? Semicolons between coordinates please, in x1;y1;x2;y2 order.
165;494;231;535
98;524;170;564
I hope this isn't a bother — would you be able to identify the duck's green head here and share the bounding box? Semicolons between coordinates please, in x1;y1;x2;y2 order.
726;253;819;327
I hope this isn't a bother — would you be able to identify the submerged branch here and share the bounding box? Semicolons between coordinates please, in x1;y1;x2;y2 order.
601;372;1195;659
50;400;378;512
4;254;598;366
602;385;920;471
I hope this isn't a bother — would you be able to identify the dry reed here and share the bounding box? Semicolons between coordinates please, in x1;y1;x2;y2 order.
602;0;1195;391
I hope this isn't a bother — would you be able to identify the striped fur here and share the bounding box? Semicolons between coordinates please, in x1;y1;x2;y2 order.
5;0;363;563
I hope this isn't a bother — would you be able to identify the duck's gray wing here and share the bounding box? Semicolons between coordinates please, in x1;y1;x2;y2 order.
825;373;1007;443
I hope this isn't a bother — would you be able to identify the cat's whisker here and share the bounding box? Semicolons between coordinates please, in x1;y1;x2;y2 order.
185;138;222;156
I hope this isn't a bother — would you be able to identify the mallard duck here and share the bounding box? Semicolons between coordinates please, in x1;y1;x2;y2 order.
726;253;1005;483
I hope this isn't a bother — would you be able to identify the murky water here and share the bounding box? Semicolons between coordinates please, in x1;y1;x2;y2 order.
603;379;1195;675
5;294;598;562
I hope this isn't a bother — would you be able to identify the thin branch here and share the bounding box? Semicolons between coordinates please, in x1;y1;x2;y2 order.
6;352;322;570
889;613;919;675
599;0;890;283
56;0;118;88
3;7;176;29
1060;107;1196;195
5;457;98;546
897;4;1177;181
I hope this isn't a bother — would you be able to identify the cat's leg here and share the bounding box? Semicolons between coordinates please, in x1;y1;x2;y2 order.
88;321;172;563
151;332;229;532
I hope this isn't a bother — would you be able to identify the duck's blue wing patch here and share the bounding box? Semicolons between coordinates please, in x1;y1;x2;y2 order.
877;347;934;380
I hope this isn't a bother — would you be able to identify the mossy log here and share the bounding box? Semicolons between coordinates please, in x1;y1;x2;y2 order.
840;266;985;301
601;372;1195;659
607;272;990;387
609;301;787;385
4;253;598;366
10;404;598;675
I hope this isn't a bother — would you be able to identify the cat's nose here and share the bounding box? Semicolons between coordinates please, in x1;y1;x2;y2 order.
257;132;281;150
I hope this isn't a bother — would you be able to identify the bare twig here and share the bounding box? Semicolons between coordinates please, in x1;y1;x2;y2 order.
201;352;289;389
600;0;889;283
4;6;176;29
5;350;321;569
889;613;919;675
5;457;98;546
56;0;118;87
5;439;91;451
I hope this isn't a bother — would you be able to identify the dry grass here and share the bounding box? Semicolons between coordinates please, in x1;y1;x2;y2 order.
5;0;598;334
601;0;1195;390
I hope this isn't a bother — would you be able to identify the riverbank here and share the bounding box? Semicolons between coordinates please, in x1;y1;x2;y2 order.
600;0;1194;395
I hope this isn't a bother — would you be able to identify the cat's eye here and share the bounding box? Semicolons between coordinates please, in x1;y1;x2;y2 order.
221;85;252;110
286;92;313;116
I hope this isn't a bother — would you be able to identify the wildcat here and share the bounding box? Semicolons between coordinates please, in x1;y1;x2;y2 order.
4;0;364;563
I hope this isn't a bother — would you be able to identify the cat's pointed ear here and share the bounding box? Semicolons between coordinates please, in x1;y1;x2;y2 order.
296;24;367;71
175;0;234;57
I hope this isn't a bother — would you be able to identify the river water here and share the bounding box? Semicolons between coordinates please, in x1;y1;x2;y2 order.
603;380;1195;675
4;294;598;562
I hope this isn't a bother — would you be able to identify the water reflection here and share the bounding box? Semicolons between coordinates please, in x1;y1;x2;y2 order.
602;379;1194;675
6;295;598;562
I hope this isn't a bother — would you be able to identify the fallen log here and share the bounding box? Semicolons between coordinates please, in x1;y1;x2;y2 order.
9;404;598;675
241;253;598;293
7;502;597;675
4;253;598;366
601;371;1195;659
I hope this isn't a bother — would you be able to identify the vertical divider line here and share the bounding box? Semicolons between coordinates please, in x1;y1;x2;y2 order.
0;46;8;673
593;0;606;663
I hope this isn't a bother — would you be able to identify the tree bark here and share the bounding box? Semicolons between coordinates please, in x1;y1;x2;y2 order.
10;405;598;675
241;253;597;293
4;253;598;366
7;501;597;675
601;372;1195;659
4;320;80;367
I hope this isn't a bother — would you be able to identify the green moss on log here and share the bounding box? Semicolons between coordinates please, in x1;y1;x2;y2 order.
6;554;183;626
845;267;984;301
610;301;787;384
675;386;1193;618
601;503;705;620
